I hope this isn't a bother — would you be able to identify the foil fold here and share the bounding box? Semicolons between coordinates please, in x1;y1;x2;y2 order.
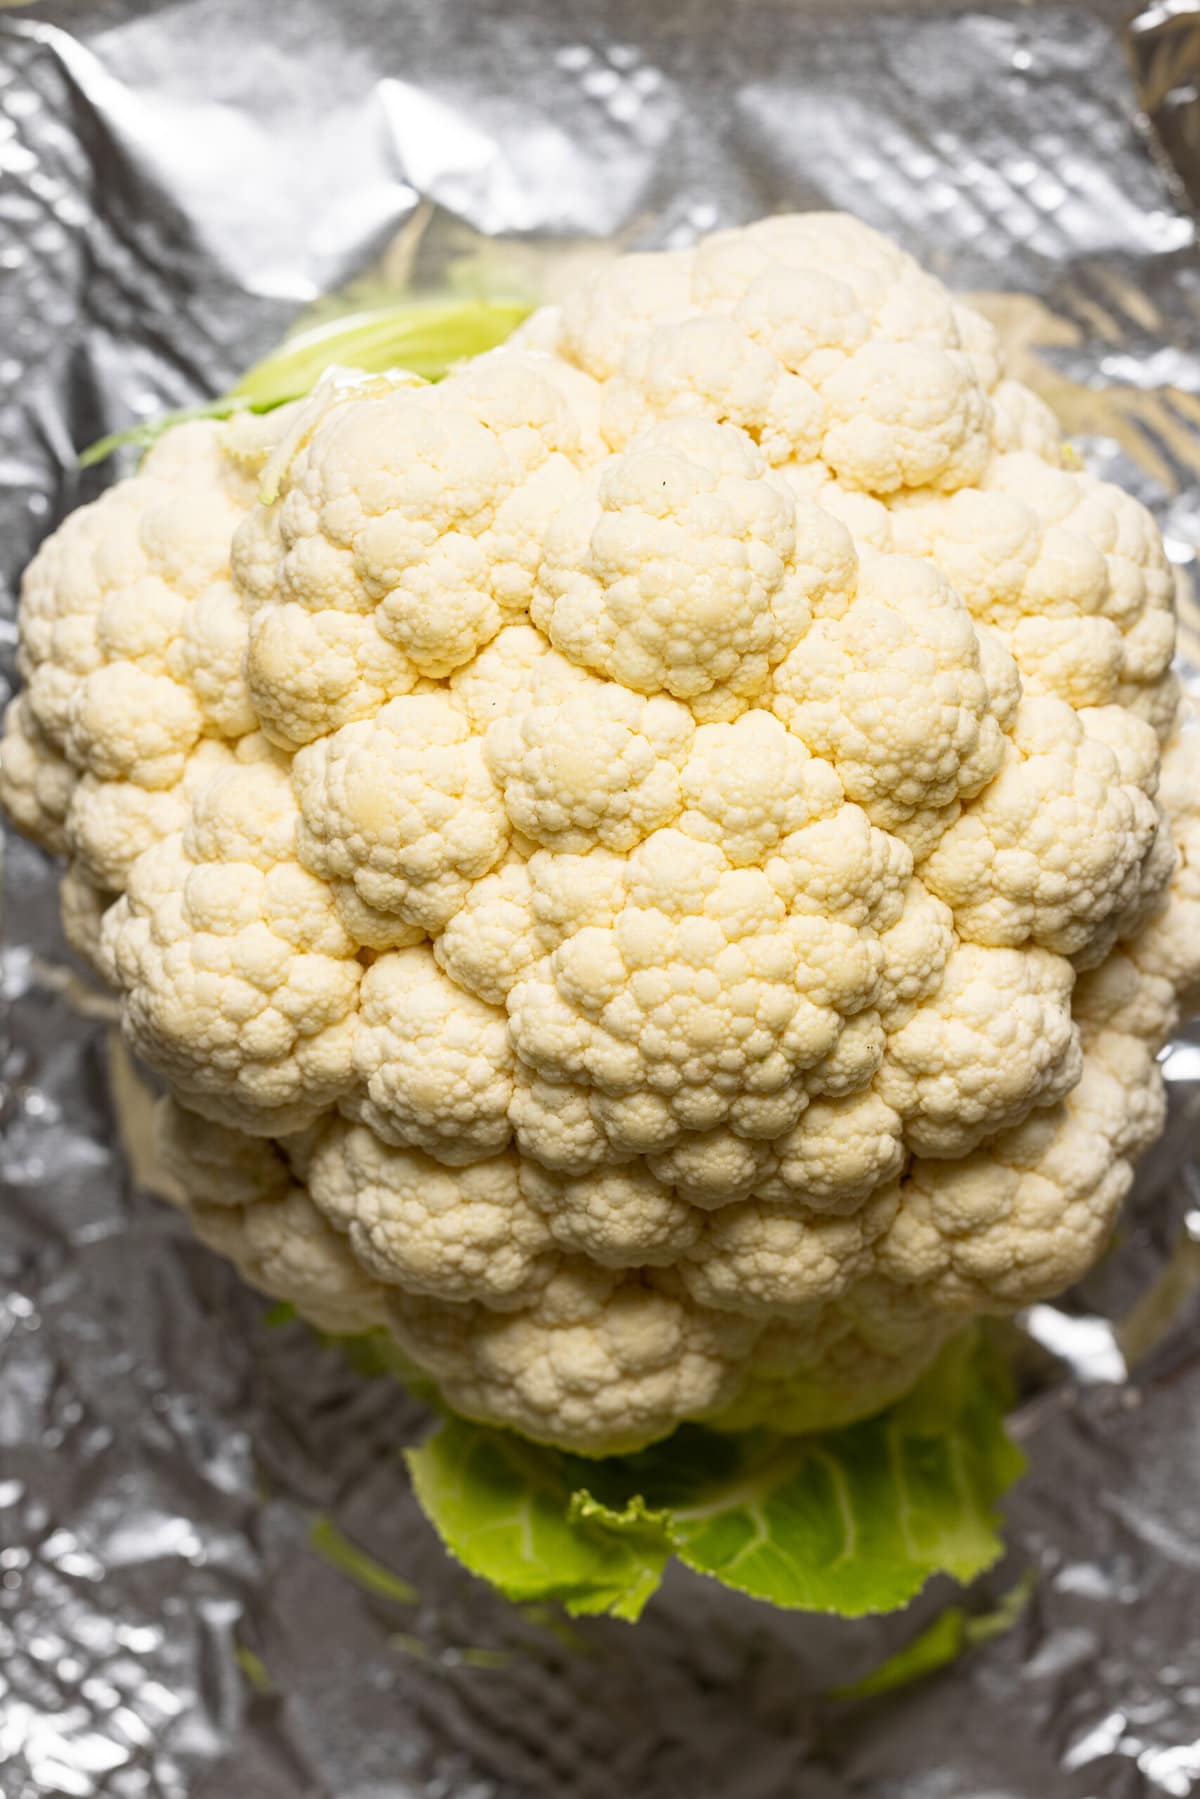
2;2;1200;1793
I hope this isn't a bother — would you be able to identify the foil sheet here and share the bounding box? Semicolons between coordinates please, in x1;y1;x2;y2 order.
3;2;1200;1793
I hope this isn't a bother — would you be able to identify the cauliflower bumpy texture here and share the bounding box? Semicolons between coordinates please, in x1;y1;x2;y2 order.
4;212;1198;1455
0;418;275;976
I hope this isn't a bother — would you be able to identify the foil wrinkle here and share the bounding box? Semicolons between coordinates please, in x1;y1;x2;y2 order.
3;2;1200;1795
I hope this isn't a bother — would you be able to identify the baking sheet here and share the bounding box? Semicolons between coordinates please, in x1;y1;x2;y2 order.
3;2;1200;1794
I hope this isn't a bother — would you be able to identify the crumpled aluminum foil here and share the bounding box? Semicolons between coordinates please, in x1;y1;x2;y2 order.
3;1;1200;1794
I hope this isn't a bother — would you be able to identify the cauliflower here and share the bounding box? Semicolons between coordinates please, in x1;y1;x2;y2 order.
4;212;1198;1459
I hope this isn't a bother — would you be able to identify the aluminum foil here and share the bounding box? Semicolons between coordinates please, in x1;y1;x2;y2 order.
3;2;1200;1794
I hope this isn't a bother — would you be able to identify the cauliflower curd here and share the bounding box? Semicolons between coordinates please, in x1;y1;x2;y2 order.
5;213;1198;1454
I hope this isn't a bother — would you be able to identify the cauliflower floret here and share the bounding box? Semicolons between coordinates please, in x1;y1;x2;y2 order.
0;691;74;853
648;1127;775;1208
879;1027;1164;1310
233;356;594;749
877;942;1081;1157
508;1072;626;1175
772;550;1013;847
66;737;238;893
532;416;855;720
600;314;827;467
349;945;514;1164
506;823;895;1151
818;344;992;496
989;379;1064;461
776;804;912;928
698;213;964;359
1139;733;1200;992
891;453;1176;734
921;695;1165;962
307;1123;554;1307
232;576;420;756
522;1161;703;1266
557;248;698;380
678;710;844;866
1073;948;1179;1047
450;622;579;730
4;421;271;924
681;1181;900;1316
875;881;957;1027
718;1280;953;1432
754;1088;907;1212
292;690;509;936
101;755;362;1133
59;862;117;976
154;1097;294;1208
1090;727;1200;1021
17;421;257;760
682;215;995;495
433;858;541;1006
485;669;694;851
385;1259;759;1454
785;463;897;553
192;1187;387;1336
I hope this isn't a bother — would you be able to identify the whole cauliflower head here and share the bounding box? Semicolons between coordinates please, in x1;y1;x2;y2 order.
4;213;1198;1456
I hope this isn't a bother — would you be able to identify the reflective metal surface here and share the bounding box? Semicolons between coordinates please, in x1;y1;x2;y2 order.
3;2;1200;1793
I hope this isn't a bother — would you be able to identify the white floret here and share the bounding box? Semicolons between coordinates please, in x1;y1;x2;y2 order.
232;355;596;749
292;690;510;935
772;549;1013;845
879;1027;1164;1309
755;1089;906;1212
485;669;694;852
0;692;74;853
385;1259;758;1453
192;1187;387;1336
877;942;1081;1157
890;452;1177;735
532;416;855;720
349;946;514;1164
920;695;1165;962
521;1161;703;1266
101;755;362;1133
307;1124;554;1307
681;1182;900;1317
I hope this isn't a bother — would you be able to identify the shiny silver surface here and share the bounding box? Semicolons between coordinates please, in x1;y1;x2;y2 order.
3;3;1200;1793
